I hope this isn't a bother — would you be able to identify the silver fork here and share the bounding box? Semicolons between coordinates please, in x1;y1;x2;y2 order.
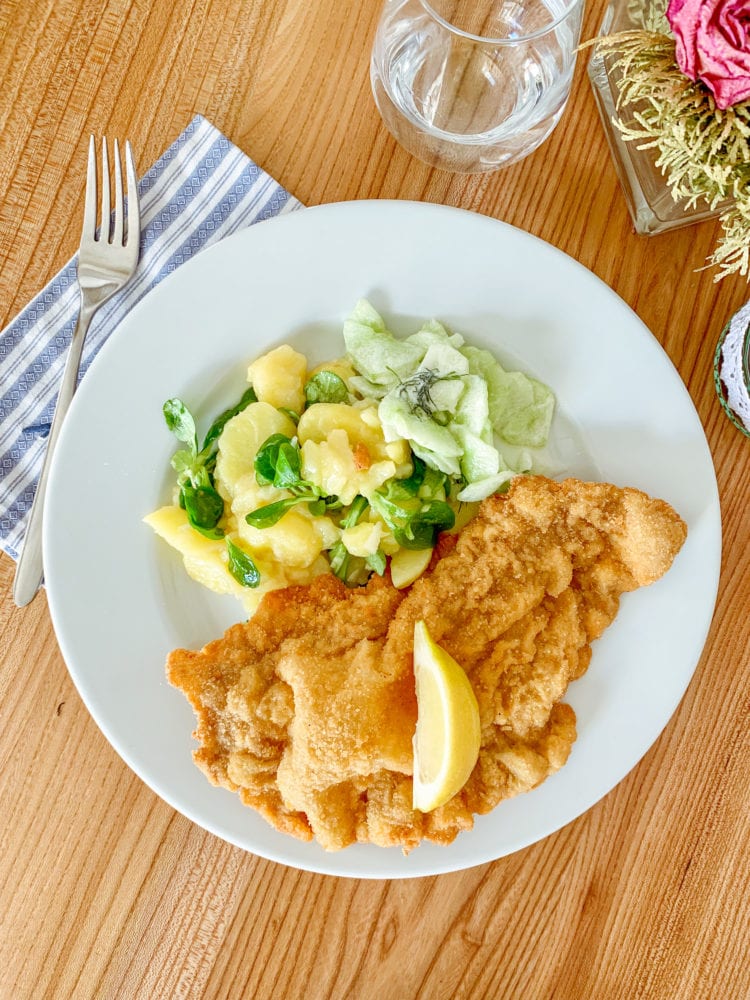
13;136;141;607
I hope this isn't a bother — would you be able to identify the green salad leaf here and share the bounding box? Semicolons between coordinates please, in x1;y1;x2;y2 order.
245;497;303;528
328;495;370;584
247;434;341;529
278;407;300;424
343;299;424;387
201;387;257;451
365;549;387;576
253;434;293;486
163;387;263;540
462;345;554;448
159;301;559;599
343;300;557;503
226;538;261;587
273;440;304;488
163;398;198;452
369;484;454;551
304;371;348;405
385;455;427;500
182;484;225;538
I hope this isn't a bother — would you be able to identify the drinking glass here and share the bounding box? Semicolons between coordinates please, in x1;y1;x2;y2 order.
370;0;586;173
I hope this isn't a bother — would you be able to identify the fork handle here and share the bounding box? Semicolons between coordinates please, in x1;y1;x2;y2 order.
12;297;98;607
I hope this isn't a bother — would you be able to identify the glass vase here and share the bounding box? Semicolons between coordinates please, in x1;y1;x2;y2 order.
587;0;726;235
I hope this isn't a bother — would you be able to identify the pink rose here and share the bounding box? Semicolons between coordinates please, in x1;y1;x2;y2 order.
667;0;750;109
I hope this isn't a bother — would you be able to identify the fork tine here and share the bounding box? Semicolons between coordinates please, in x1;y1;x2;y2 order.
82;135;98;241
14;135;141;607
100;137;110;243
112;138;124;246
124;140;139;248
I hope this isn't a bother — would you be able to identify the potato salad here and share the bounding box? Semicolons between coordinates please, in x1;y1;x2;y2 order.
145;300;555;616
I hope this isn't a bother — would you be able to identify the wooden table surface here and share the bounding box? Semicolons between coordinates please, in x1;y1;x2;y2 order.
1;1;749;997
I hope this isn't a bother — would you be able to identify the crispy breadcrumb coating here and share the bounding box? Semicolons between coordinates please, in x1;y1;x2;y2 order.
167;477;687;851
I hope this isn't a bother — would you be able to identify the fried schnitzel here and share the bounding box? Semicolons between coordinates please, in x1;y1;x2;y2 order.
166;476;687;851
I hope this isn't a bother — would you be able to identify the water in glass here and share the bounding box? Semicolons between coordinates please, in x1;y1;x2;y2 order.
371;0;585;172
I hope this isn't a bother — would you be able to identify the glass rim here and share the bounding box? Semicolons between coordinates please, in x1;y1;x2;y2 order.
418;0;585;45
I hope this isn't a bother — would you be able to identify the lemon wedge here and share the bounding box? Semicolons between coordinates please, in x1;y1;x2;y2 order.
412;620;481;813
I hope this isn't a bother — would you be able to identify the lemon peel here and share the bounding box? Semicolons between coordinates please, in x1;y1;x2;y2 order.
412;620;481;813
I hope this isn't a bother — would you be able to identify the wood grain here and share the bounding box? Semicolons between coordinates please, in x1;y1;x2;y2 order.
1;1;748;997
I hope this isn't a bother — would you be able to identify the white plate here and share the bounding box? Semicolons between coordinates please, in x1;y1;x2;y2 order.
44;201;721;879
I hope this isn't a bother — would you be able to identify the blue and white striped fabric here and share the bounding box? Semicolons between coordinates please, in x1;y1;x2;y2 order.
0;114;302;561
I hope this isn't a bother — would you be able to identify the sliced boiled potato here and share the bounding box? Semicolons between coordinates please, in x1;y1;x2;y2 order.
145;505;300;617
451;500;480;533
385;440;411;468
298;402;410;467
235;504;324;568
230;475;291;515
247;344;307;413
144;506;245;598
390;546;433;589
306;512;341;550
215;402;297;498
283;553;331;585
235;567;293;617
300;431;396;505
378;528;400;557
297;403;411;503
297;402;378;447
231;475;337;567
341;521;382;557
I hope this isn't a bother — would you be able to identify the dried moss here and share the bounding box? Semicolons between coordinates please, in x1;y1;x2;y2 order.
593;29;750;280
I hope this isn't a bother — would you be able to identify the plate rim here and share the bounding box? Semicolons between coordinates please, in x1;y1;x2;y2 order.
43;199;722;879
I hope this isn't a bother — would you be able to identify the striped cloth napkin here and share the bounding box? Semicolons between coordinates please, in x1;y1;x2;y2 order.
0;114;302;561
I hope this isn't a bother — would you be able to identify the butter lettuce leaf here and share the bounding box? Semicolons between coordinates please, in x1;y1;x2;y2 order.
461;345;554;448
343;299;424;386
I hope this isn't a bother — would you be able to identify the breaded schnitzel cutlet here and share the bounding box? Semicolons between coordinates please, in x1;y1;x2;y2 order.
166;476;687;851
